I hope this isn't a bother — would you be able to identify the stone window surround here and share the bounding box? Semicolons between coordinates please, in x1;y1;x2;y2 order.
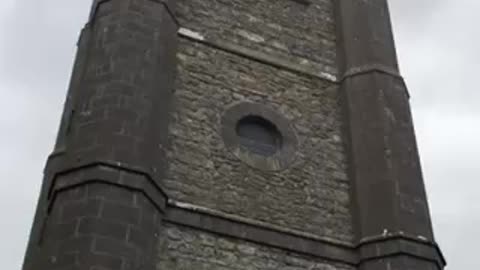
221;102;298;171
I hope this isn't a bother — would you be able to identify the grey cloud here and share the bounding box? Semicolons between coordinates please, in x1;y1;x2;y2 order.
0;1;92;269
390;1;480;269
391;0;480;111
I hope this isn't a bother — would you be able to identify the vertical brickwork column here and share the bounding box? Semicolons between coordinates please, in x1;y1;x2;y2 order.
66;0;177;168
335;0;446;269
40;179;162;270
22;0;178;269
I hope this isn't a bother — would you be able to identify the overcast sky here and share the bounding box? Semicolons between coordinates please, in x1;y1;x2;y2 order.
0;0;477;269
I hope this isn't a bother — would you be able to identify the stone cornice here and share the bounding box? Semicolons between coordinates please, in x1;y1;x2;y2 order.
44;156;445;268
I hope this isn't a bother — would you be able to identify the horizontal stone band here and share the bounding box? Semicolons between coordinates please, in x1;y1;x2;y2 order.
359;234;446;269
47;161;168;213
178;27;338;83
44;153;445;268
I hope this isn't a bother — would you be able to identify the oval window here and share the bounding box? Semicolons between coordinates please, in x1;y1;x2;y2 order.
236;115;283;156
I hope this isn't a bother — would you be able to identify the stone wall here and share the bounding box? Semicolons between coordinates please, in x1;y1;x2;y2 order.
165;0;353;244
157;224;355;270
176;0;338;78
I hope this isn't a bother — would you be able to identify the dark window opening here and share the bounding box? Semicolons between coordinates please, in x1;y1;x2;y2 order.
236;115;282;156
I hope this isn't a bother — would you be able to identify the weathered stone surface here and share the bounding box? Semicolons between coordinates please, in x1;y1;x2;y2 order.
176;0;338;77
22;0;176;269
157;224;355;270
23;0;446;269
165;37;353;243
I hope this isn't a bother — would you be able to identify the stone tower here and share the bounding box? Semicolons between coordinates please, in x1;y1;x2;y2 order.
22;0;445;269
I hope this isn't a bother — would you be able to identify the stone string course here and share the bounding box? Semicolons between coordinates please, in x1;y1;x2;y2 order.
176;0;338;81
157;224;355;270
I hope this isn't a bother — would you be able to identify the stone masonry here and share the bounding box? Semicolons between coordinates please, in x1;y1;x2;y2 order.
167;39;353;242
22;0;445;270
157;224;355;270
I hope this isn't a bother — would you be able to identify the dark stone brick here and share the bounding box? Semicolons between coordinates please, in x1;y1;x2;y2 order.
78;217;128;240
86;183;135;205
94;237;139;261
101;201;140;225
127;226;149;249
61;198;102;223
48;220;78;242
60;186;88;201
59;236;94;254
50;252;78;270
78;253;123;270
